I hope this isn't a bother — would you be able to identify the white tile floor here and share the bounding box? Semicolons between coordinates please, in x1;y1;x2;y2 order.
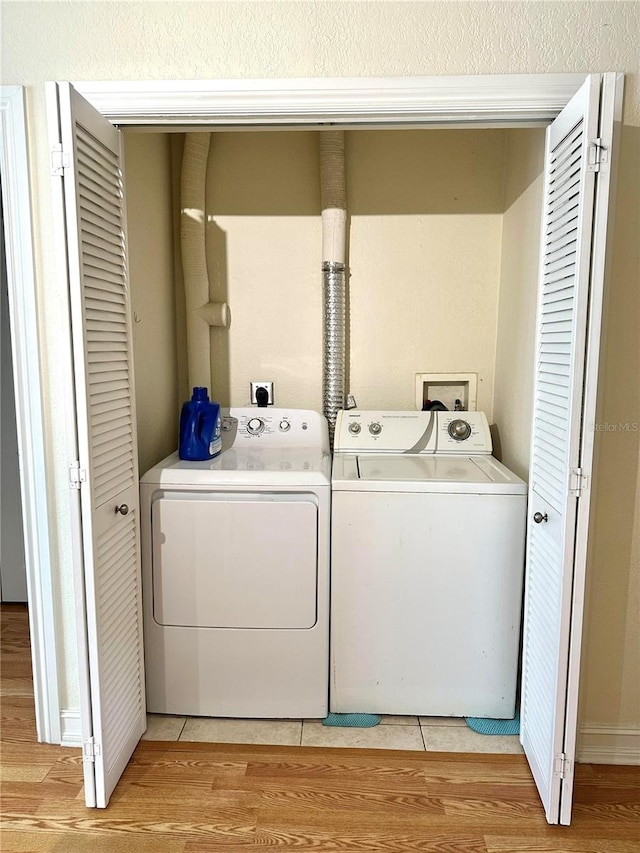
142;713;523;754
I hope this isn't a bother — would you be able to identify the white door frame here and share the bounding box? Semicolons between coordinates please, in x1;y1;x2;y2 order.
73;74;587;128
0;86;61;744
10;73;597;745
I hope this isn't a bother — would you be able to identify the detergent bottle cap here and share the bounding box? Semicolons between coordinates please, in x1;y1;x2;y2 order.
191;386;209;402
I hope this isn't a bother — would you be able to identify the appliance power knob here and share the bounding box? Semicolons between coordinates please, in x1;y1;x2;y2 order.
279;419;291;432
348;422;361;435
448;419;472;441
369;422;382;435
247;417;265;435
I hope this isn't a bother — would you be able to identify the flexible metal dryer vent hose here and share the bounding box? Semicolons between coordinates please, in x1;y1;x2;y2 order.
322;261;346;439
320;131;347;441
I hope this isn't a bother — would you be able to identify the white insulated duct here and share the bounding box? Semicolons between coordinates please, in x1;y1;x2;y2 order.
181;133;230;391
320;131;347;438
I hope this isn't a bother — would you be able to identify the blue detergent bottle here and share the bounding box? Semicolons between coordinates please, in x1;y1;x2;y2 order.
179;387;222;461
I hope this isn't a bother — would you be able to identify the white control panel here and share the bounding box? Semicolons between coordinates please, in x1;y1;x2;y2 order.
221;408;328;449
334;410;492;454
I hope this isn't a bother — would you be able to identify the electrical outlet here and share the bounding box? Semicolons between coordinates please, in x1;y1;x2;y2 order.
250;381;274;405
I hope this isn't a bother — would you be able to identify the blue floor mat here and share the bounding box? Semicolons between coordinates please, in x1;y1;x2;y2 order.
322;713;381;728
465;711;520;735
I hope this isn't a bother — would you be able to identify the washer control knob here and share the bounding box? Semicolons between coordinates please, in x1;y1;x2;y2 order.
369;422;382;436
279;419;291;432
348;422;361;435
448;419;472;441
247;417;265;435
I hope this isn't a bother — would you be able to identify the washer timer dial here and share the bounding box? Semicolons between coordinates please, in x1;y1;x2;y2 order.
447;418;472;441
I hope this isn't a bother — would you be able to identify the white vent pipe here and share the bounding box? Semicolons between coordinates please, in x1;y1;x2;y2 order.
320;131;347;438
181;133;230;391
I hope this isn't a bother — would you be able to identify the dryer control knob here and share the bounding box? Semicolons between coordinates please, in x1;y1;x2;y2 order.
348;422;361;435
247;417;265;435
369;422;382;435
279;419;291;432
448;419;472;441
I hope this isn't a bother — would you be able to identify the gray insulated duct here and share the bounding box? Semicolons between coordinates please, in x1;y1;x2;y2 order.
320;131;347;440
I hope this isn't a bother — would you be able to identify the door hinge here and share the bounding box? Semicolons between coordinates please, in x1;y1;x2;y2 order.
553;752;570;779
69;461;87;490
50;143;71;176
569;467;588;497
587;138;605;173
83;737;101;762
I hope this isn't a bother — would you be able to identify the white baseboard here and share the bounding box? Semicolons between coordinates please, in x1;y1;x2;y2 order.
578;726;640;765
60;709;82;747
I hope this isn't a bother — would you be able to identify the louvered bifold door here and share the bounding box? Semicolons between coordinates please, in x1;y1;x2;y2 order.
56;83;145;808
520;76;601;825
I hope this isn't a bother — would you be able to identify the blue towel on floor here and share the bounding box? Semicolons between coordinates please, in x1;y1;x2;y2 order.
322;712;381;728
465;712;520;735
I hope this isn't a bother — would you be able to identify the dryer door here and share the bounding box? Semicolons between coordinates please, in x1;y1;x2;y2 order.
151;491;318;629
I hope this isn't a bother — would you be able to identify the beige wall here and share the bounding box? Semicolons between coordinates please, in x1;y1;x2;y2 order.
204;131;322;410
579;121;640;731
2;1;638;745
347;130;503;412
124;133;179;476
493;129;546;478
197;128;504;413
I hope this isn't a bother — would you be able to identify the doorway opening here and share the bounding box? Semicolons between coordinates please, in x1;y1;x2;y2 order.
124;124;546;754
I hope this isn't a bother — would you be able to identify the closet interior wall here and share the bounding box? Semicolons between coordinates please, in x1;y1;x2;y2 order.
124;128;545;481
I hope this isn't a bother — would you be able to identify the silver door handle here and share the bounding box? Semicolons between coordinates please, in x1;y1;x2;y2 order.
115;504;129;516
533;511;548;524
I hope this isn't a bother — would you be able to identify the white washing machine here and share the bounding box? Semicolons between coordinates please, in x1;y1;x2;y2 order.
140;408;330;719
330;409;527;719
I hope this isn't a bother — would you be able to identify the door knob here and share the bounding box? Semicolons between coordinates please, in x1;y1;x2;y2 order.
533;511;548;524
115;504;129;516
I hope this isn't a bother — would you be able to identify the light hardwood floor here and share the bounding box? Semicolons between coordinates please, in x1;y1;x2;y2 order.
1;604;638;851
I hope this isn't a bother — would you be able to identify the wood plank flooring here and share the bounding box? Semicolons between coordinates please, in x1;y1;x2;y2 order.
2;604;639;851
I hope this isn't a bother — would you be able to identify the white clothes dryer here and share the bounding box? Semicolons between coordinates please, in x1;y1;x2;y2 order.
330;410;527;719
140;408;330;719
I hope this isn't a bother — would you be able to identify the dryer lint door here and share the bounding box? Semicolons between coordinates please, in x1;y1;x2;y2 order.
151;492;318;629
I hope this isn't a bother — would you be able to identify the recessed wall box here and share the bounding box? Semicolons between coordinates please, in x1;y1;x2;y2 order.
415;373;478;412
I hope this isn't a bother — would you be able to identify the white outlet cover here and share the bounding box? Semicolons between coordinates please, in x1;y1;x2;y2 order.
250;382;274;404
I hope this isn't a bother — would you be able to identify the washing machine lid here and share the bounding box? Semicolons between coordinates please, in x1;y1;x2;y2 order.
332;453;527;494
142;449;331;488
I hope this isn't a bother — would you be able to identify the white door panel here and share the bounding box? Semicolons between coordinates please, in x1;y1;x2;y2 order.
521;73;620;825
49;81;145;808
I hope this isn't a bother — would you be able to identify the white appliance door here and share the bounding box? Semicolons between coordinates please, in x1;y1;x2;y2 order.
49;82;145;808
521;73;620;825
152;493;318;629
